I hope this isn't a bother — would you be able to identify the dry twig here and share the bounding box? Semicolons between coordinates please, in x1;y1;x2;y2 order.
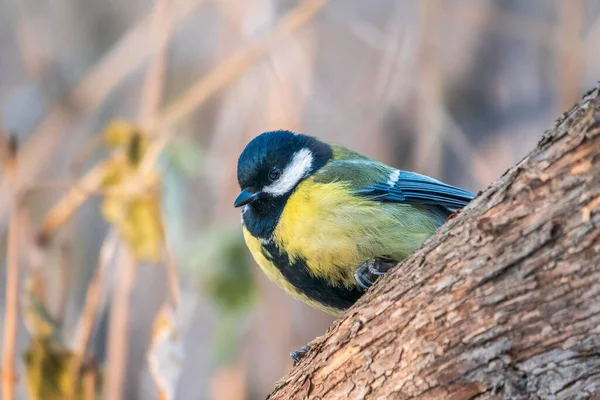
158;0;328;130
72;230;120;356
557;0;583;113
1;131;21;400
36;159;114;244
0;0;209;225
104;245;137;399
415;0;442;177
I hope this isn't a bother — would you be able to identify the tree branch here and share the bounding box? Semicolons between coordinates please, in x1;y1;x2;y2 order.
268;84;600;399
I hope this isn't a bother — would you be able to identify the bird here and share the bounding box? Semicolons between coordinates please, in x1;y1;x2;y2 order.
234;130;475;318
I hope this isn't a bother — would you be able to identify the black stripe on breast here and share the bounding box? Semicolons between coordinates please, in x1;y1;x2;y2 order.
262;242;364;311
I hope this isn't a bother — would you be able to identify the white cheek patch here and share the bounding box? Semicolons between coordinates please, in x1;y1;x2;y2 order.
263;148;313;196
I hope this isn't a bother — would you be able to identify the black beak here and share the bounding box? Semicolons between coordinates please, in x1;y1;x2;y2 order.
234;188;259;208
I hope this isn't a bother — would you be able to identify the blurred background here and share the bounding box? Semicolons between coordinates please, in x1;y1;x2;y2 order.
0;0;599;399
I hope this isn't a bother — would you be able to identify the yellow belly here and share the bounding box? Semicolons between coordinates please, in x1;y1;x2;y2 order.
273;177;439;285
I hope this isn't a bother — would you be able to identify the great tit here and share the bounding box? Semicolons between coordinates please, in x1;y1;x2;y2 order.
234;130;475;317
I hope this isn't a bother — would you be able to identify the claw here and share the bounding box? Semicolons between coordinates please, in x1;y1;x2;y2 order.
354;271;371;289
354;258;396;289
367;259;395;275
368;266;386;276
290;345;311;366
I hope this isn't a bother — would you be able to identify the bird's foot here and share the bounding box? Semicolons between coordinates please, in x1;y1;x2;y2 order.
290;345;311;366
354;258;397;289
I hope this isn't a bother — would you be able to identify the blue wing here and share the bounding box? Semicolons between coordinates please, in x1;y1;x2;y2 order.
357;170;475;212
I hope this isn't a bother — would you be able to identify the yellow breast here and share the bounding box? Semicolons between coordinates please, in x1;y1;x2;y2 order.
242;227;345;316
273;177;437;285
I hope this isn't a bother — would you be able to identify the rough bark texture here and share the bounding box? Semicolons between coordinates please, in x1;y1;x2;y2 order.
268;84;600;400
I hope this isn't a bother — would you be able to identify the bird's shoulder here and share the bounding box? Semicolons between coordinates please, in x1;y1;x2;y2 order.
313;144;394;190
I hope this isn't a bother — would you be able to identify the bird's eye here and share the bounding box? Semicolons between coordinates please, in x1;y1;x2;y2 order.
268;168;282;181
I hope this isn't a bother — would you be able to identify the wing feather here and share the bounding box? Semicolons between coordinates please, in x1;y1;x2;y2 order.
357;170;475;211
315;157;475;212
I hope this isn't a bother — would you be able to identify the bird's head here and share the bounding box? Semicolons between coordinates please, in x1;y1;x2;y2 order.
235;130;332;237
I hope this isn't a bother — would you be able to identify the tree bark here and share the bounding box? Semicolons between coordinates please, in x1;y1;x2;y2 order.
268;84;600;400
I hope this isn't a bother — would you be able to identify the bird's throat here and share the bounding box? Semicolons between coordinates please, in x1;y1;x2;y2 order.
242;197;286;240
